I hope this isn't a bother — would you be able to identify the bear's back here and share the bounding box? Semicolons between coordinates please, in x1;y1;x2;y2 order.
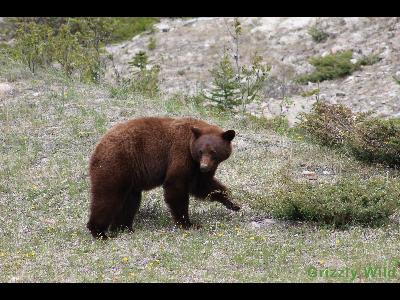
90;117;224;190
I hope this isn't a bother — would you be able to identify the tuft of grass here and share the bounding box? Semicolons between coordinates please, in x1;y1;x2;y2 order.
147;36;156;51
392;75;400;85
308;26;329;43
357;53;381;66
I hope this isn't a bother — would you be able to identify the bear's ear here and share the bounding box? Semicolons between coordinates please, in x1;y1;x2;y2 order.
191;126;202;139
222;130;235;142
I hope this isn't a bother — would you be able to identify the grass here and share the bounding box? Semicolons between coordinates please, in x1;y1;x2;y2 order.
308;26;329;43
1;61;400;282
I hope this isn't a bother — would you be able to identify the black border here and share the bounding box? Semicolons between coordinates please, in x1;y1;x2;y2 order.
1;0;399;17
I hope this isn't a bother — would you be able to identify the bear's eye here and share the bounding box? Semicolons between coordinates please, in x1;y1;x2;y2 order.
210;150;217;158
199;150;203;155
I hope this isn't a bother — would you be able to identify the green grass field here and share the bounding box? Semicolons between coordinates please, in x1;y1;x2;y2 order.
1;62;400;282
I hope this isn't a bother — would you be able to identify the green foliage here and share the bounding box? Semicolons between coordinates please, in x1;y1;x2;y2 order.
357;53;381;66
308;26;329;43
299;102;400;167
129;51;148;70
300;88;320;97
393;75;400;85
51;24;84;77
202;18;270;113
296;50;357;84
129;51;160;97
298;101;365;147
2;17;157;44
148;36;157;50
202;52;241;110
130;65;161;97
349;118;400;167
110;51;160;98
239;54;271;111
0;17;67;40
202;50;270;111
243;114;290;133
12;22;54;73
297;51;381;85
109;17;159;43
3;18;116;83
266;176;400;228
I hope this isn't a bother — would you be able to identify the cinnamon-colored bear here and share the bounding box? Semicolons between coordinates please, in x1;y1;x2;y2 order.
87;117;240;239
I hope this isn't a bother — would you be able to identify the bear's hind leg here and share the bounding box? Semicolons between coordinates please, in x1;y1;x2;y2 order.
110;190;142;233
87;190;126;239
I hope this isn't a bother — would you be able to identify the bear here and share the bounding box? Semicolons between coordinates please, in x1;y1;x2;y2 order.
87;117;240;239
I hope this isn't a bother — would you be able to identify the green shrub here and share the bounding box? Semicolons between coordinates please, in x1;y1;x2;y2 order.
299;102;400;167
12;22;54;73
2;17;158;44
129;51;160;97
349;118;400;167
308;26;329;43
296;50;357;84
130;65;161;97
298;101;365;147
2;18;115;83
297;51;381;84
266;177;400;228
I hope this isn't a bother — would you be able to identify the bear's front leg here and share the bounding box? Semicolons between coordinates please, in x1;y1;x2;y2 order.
163;177;192;229
191;177;241;211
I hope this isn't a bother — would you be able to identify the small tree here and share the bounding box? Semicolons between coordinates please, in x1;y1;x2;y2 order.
13;22;54;73
203;18;270;113
51;24;83;78
127;51;161;97
129;51;148;70
238;53;270;113
202;52;241;110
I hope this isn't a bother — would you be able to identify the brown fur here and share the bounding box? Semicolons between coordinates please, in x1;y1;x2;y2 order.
87;117;240;239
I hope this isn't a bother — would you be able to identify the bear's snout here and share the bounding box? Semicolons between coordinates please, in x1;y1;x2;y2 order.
199;156;213;173
200;162;210;172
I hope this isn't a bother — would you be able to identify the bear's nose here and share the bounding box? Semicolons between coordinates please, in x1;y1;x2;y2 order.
200;163;209;172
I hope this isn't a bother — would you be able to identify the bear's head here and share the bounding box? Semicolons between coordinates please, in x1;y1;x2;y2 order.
190;126;235;173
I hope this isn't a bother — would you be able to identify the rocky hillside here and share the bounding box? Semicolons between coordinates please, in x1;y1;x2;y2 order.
105;17;400;125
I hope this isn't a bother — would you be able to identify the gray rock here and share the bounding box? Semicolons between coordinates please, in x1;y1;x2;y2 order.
0;82;13;97
249;218;277;229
